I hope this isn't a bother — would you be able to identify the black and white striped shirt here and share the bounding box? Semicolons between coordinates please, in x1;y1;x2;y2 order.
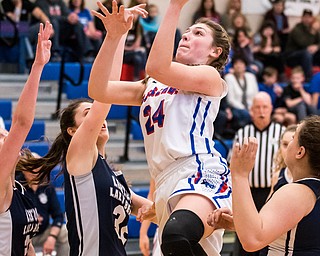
231;122;284;188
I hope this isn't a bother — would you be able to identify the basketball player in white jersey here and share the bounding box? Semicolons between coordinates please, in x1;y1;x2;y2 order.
0;22;53;256
89;0;232;255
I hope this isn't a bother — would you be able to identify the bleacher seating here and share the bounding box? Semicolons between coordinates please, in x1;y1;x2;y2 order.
40;62;92;81
22;141;50;157
65;80;89;99
0;100;12;120
214;139;233;159
5;120;45;141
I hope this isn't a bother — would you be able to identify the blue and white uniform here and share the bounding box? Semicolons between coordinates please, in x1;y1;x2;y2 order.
0;181;39;256
273;167;292;192
265;178;320;255
64;155;131;256
139;78;232;255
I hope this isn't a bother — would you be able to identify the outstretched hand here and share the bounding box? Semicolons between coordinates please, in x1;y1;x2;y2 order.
92;1;147;38
229;137;258;178
126;3;148;19
34;21;53;66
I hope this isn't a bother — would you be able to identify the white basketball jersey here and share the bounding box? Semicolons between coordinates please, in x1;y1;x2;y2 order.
140;78;228;178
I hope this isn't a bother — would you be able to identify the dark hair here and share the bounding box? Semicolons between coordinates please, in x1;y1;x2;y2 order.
298;115;320;176
263;66;278;77
232;27;250;47
231;54;248;66
69;0;85;11
195;18;230;71
259;21;280;48
17;99;92;184
196;0;218;18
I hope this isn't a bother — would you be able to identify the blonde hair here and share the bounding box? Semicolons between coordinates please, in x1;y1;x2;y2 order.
273;125;297;174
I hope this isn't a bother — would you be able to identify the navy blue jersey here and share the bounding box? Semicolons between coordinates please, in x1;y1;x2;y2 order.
24;184;64;234
64;155;132;256
264;178;320;255
0;182;39;256
273;168;291;192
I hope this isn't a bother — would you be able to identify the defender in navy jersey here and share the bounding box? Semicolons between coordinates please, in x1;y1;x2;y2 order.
19;4;152;256
88;0;233;254
229;115;320;255
0;22;52;256
64;155;132;255
0;181;39;256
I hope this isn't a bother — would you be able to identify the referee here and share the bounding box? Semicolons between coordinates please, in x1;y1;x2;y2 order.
230;92;285;256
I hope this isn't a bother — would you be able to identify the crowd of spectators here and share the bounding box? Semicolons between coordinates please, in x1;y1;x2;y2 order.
212;0;320;139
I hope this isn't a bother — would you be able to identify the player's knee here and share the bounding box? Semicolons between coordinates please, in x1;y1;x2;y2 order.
161;209;206;256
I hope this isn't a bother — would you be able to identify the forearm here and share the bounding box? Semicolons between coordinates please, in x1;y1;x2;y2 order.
88;34;123;101
33;8;50;24
12;63;43;127
139;219;151;236
48;225;61;237
286;97;302;108
131;192;153;216
232;175;264;249
311;93;319;107
146;1;181;76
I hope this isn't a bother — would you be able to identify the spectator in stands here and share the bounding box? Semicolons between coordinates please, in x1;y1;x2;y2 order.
68;0;103;57
282;66;318;121
285;9;320;81
221;0;242;35
2;0;50;60
123;0;147;81
263;0;289;51
31;0;93;61
259;66;296;125
16;151;69;256
232;28;263;76
2;0;49;23
139;3;160;55
0;21;52;255
227;12;251;40
228;92;284;256
214;97;238;139
224;55;259;129
19;4;154;254
192;0;221;24
253;21;284;76
309;71;320;110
